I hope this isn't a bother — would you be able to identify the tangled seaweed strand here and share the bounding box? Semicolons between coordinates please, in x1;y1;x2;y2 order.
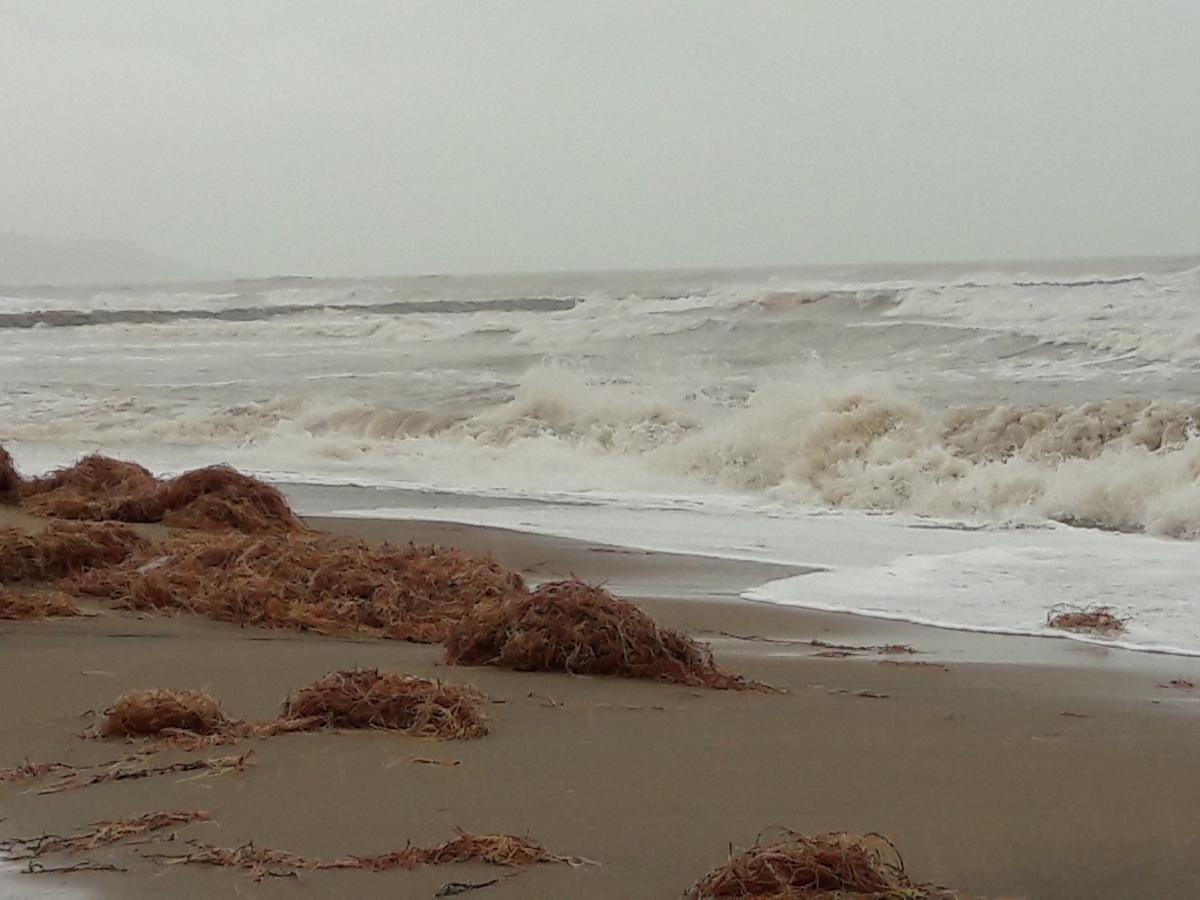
0;810;210;860
0;445;18;504
20;455;301;533
1047;603;1129;635
0;589;84;620
39;752;253;795
0;521;148;583
68;529;524;643
271;668;487;739
0;760;78;783
685;831;957;900
445;580;751;690
150;830;590;881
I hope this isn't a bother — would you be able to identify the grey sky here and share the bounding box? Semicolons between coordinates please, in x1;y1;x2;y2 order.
1;1;1197;277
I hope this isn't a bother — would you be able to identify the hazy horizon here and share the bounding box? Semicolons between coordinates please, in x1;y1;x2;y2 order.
4;227;1198;289
2;2;1198;281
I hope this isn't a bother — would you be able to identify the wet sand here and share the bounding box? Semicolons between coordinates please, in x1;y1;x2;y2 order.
3;512;1200;898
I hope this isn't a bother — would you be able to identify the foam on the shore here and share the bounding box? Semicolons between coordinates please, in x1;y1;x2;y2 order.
325;499;1200;658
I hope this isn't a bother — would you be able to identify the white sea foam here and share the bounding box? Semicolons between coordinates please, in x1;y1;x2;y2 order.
7;366;1200;537
324;499;1200;656
745;536;1200;657
5;260;1200;656
885;264;1200;364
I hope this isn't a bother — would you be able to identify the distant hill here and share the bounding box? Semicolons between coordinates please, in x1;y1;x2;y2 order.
0;232;199;286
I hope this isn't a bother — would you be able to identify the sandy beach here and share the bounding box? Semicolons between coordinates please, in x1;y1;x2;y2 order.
2;509;1199;899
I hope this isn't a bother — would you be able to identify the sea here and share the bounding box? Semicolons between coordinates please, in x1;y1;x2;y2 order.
4;256;1200;655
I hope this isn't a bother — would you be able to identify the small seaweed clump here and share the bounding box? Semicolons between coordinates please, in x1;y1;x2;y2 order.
0;445;19;504
69;529;524;643
445;580;750;689
685;831;957;899
1047;604;1128;635
19;456;301;533
93;689;246;745
0;589;83;620
324;829;588;871
0;521;148;583
271;668;487;739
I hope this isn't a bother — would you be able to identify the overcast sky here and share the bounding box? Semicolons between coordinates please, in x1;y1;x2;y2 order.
1;2;1197;277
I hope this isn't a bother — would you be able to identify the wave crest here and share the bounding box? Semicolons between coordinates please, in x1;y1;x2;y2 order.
11;367;1200;539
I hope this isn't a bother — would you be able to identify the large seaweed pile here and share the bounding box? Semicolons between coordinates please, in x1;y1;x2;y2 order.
0;521;148;583
1;445;753;689
67;529;524;643
19;456;301;533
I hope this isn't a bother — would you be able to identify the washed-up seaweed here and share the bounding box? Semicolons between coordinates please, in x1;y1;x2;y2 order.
89;672;487;749
0;810;209;860
685;830;957;899
1047;603;1128;635
267;668;488;739
0;445;18;504
89;689;249;748
67;529;523;643
38;752;254;795
0;589;86;620
0;521;148;583
445;580;755;689
19;456;302;533
148;829;593;881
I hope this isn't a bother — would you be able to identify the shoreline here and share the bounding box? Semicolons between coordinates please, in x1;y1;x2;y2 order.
3;510;1199;897
309;514;1200;678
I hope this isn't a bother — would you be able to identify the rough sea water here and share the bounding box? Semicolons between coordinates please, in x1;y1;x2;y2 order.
4;256;1200;654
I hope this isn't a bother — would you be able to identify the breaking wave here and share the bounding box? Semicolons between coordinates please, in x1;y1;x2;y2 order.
11;367;1200;539
0;295;578;330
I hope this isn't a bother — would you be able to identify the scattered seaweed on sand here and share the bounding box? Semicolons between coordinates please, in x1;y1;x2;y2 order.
149;841;316;880
0;445;19;504
435;879;504;897
39;752;254;795
879;660;948;672
1047;604;1129;635
0;521;148;583
717;633;915;656
0;760;78;783
89;689;250;747
811;639;915;656
267;668;487;739
0;589;85;620
445;580;755;690
684;830;956;900
322;830;593;871
68;529;524;643
19;456;301;533
22;860;127;874
0;810;209;860
148;829;592;881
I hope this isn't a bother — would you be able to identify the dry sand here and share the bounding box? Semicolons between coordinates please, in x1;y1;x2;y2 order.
3;510;1200;898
